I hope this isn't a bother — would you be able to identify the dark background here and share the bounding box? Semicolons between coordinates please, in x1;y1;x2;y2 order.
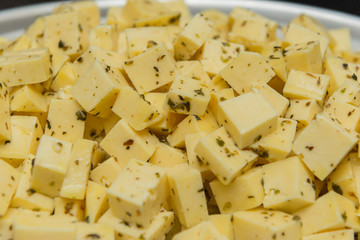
0;0;359;17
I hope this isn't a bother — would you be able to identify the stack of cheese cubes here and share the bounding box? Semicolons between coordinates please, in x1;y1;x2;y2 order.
1;0;360;239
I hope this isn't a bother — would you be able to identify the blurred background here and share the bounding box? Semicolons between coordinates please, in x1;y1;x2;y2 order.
0;0;359;16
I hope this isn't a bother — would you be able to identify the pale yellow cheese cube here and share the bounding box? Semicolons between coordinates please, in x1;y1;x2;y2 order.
229;16;277;52
13;214;76;240
342;50;360;63
85;181;109;224
50;62;76;91
90;157;123;188
162;0;191;28
10;84;47;112
233;209;301;240
329;28;352;53
0;116;42;163
293;114;358;180
217;91;278;149
218;51;275;94
261;41;288;82
45;99;85;142
195;126;258;185
102;112;121;135
89;25;118;51
284;23;330;57
11;154;54;213
200;9;229;40
166;110;218;148
43;12;89;59
125;27;174;57
149;142;188;167
293;191;359;236
105;7;132;30
285;99;321;128
174;13;213;60
283;69;330;105
76;223;114;240
262;156;316;213
303;229;354;240
54;197;84;221
83;114;105;143
283;40;322;74
250;118;297;161
107;159;167;228
70;60;128;118
0;81;11;141
0;159;21;217
257;84;289;117
133;12;181;28
123;44;177;94
172;221;226;240
164;75;211;115
112;86;162;131
100;119;158;165
208;88;235;118
196;39;244;76
0;48;52;87
210;167;264;213
176;60;212;87
209;214;233;240
3;35;33;52
30;135;72;198
330;78;360;107
168;164;208;228
60;139;96;200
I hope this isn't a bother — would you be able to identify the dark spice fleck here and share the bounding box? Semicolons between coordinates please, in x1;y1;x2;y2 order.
75;110;87;121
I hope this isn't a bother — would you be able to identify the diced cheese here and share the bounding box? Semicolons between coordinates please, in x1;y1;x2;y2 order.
208;88;235;118
89;24;118;51
132;12;181;28
90;157;123;188
85;181;109;224
261;41;288;82
200;9;229;40
54;197;84;221
0;80;11;141
285;99;321;128
257;84;289;117
10;84;47;112
329;79;360;107
149;142;188;167
172;221;227;240
76;222;114;240
303;229;354;240
50;62;76;92
176;60;212;87
329;28;352;53
209;214;234;240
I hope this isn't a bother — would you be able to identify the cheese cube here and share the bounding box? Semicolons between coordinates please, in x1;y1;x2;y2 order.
262;156;316;212
210;166;264;213
85;181;109;224
83;114;105;143
174;13;213;60
200;9;229;40
250;118;297;161
45;99;85;142
166;110;218;148
342;50;360;63
176;60;212;87
98;208;174;240
123;44;177;94
90;157;123;188
229;16;277;52
72;46;128;80
196;39;244;76
330;79;360;107
219;51;275;94
105;7;132;30
283;40;322;74
54;197;84;221
112;86;162;131
60;139;95;200
257;84;289;117
283;69;330;105
330;28;352;53
0;48;52;87
89;25;118;51
284;23;330;57
125;27;174;57
293;191;359;235
13;214;76;240
43;12;88;59
10;84;47;112
217;91;278;149
195;126;258;185
100;119;158;165
233;209;301;240
167;164;208;228
149;142;188;167
3;35;34;52
102;112;121;135
11;154;54;213
0;159;20;217
261;41;288;82
132;12;181;28
208;88;235;118
50;62;76;92
323;97;360;132
209;214;234;240
70;60;128;118
172;221;226;240
285;99;321;128
30;135;72;198
76;223;114;240
0;37;10;54
0;81;11;141
293;114;358;180
107;159;167;228
303;229;354;240
0;116;42;163
164;75;211;115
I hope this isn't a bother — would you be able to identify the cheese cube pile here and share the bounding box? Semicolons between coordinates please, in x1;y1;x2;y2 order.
1;0;360;239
